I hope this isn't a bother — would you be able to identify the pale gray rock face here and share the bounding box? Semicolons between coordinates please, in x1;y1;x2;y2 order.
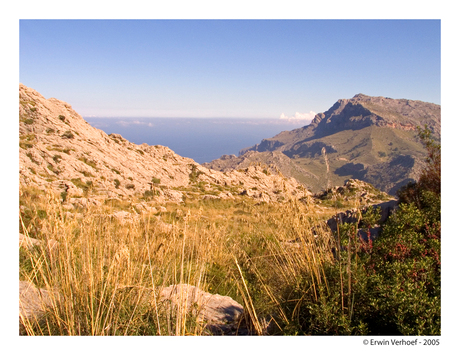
19;233;59;251
18;281;246;335
19;84;310;204
159;284;245;335
19;281;58;334
19;233;42;249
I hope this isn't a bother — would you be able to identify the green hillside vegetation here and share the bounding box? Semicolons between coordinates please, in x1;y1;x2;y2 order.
19;127;440;336
288;126;425;193
231;94;440;195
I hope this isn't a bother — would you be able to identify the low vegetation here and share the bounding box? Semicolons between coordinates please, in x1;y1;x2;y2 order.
19;127;440;336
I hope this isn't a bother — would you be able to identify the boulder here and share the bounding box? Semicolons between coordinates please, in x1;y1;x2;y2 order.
163;189;183;203
159;284;245;335
202;194;219;200
19;281;58;334
19;233;59;251
326;199;398;232
218;192;235;200
155;220;174;233
372;199;398;224
111;210;139;224
19;233;42;249
68;197;101;209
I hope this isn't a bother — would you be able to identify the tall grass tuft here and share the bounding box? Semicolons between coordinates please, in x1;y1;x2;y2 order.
19;187;339;335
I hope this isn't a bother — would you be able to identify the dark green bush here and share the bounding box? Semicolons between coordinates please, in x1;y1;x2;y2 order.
53;155;62;163
143;190;154;198
114;179;120;189
71;178;92;195
293;125;441;335
61;131;74;139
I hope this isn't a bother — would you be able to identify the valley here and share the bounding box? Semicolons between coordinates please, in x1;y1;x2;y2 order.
18;85;440;336
207;94;440;194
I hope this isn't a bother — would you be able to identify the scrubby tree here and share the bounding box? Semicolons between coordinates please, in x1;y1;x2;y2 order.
299;125;441;335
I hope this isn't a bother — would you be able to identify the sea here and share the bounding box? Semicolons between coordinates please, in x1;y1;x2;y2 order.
86;117;309;164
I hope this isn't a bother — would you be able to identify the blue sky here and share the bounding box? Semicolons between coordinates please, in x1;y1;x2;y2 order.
20;19;440;119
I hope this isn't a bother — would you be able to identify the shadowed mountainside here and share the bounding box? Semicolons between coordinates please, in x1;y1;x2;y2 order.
205;94;440;194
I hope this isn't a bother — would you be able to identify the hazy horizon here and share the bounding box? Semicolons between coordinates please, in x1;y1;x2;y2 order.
86;116;310;163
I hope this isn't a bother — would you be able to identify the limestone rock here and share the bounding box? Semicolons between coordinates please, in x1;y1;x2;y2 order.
68;197;100;209
19;281;58;334
218;192;234;199
326;198;398;234
19;233;42;249
159;284;245;334
202;194;219;200
155;220;174;233
19;84;311;204
163;189;183;203
111;210;139;224
19;233;58;251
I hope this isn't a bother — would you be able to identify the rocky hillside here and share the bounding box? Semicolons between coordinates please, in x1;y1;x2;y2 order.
19;84;310;204
203;150;319;188
207;94;440;195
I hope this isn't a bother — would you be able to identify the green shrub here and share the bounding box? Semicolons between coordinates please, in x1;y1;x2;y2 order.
71;178;92;195
293;126;441;335
80;171;94;178
61;131;74;139
361;203;440;335
143;190;154;198
53;155;62;163
26;152;40;165
20;141;34;149
78;157;97;169
189;164;203;183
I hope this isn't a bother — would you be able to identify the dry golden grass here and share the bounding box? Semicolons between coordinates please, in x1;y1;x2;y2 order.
19;186;340;335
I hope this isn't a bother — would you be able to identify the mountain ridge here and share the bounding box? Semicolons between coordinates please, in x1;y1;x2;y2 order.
208;94;440;195
19;84;310;204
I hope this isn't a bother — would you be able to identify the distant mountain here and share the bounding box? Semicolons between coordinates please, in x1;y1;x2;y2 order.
205;94;440;195
19;84;310;203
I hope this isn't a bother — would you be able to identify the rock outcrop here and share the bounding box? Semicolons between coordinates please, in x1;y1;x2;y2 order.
19;281;247;335
159;284;246;335
19;84;310;203
19;281;59;335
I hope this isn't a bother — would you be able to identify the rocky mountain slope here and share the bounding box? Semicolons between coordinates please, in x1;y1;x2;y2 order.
19;84;310;203
206;94;440;195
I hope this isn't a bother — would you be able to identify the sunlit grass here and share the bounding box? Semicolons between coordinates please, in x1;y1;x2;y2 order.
19;186;338;335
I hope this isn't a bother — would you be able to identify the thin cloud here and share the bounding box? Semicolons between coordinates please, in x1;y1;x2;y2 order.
280;111;316;122
116;119;151;127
